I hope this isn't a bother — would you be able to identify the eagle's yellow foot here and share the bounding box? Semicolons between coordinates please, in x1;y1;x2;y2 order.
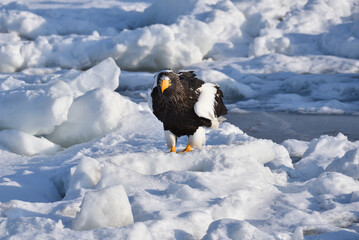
180;144;191;153
170;146;176;153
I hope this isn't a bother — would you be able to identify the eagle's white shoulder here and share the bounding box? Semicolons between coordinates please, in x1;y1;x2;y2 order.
194;83;219;127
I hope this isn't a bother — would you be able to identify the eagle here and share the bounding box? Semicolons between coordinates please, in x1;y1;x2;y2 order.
149;69;227;153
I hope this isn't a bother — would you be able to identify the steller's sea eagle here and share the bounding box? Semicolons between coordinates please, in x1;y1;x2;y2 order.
149;69;227;153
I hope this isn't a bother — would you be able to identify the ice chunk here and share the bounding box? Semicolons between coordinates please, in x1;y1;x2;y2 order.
281;139;310;159
203;219;275;240
140;0;197;26
294;133;358;179
35;33;124;72
326;149;359;180
72;185;134;230
0;10;47;39
98;223;153;240
0;76;25;91
351;191;359;202
66;57;121;97
46;88;138;147
177;211;213;239
65;156;101;199
320;21;359;59
0;80;73;135
0;129;61;156
114;22;210;71
0;33;20;44
0;40;40;73
307;172;359;196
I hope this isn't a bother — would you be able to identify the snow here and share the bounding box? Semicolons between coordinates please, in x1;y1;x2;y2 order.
65;57;121;98
0;80;73;135
0;129;62;156
0;0;358;239
72;185;134;230
326;149;359;180
294;133;359;180
281;139;310;159
203;219;275;240
46;88;137;147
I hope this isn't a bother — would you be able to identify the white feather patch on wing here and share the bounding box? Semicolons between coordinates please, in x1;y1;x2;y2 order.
194;83;218;126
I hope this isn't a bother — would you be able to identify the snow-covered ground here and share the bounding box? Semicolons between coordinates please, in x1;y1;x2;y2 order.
0;0;359;239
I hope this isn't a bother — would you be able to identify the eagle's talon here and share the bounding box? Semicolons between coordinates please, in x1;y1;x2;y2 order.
170;146;176;153
179;144;191;153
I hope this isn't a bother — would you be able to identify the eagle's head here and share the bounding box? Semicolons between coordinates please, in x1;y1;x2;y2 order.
156;70;180;95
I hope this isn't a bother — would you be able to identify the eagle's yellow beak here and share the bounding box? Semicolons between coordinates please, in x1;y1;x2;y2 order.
160;79;171;93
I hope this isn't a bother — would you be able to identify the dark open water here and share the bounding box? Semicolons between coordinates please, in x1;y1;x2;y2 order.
226;111;359;143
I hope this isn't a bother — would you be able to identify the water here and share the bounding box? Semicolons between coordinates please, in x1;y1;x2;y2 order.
226;111;359;143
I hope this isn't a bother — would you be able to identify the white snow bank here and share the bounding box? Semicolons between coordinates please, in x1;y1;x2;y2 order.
0;32;123;73
47;88;138;147
65;156;102;199
141;0;249;58
0;129;61;156
0;214;151;240
294;133;359;179
1;13;206;72
281;139;310;159
0;80;73;135
307;172;359;196
326;148;359;180
114;21;213;71
0;33;20;44
203;219;274;240
0;0;358;73
321;20;359;59
0;9;47;39
247;0;356;58
0;0;244;72
72;185;134;230
0;58;123;148
0;75;25;91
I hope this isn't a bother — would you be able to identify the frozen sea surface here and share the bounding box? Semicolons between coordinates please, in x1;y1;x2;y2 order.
0;0;359;239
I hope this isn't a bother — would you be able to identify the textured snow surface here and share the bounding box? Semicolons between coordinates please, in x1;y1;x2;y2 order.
0;0;359;239
0;0;357;72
